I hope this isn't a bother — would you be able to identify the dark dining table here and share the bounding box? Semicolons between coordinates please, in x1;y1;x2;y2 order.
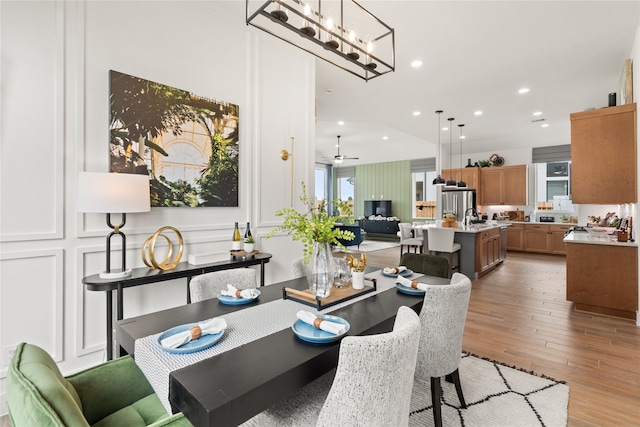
117;269;449;427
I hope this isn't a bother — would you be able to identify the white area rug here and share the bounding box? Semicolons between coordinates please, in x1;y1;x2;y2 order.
344;239;400;253
243;353;569;427
409;353;569;426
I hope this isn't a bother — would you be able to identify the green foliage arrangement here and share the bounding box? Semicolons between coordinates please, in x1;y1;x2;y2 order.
267;183;355;263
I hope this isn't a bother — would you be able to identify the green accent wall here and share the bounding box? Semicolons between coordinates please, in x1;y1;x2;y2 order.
354;161;413;222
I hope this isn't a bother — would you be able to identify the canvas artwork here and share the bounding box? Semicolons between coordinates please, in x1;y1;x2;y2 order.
109;70;239;207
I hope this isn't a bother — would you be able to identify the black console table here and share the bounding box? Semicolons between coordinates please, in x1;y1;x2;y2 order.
82;253;272;360
358;219;400;236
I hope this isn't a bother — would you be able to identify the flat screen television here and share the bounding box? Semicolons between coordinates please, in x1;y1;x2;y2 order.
364;200;392;217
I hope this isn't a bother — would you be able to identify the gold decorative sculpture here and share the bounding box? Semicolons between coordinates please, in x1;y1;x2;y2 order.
142;226;184;270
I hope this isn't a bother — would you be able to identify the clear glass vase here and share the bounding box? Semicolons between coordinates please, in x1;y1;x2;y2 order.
307;241;335;298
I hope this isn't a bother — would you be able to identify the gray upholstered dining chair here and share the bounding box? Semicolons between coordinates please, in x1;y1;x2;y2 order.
426;226;461;278
414;272;472;427
189;268;256;303
400;252;449;278
399;222;423;255
241;306;421;427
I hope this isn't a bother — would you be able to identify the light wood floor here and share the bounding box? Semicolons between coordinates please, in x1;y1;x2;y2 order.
4;247;638;426
366;246;640;427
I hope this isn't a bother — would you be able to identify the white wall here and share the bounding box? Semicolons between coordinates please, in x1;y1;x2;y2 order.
633;24;640;327
0;0;316;413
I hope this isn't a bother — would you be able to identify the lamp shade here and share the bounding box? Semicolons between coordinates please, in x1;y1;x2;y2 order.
77;172;151;213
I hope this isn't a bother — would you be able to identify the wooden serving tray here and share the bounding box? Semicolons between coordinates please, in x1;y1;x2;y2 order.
283;277;377;310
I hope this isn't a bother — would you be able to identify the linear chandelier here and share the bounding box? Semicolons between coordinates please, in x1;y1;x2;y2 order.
246;0;395;81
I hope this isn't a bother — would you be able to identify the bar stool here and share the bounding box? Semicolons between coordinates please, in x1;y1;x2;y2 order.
399;223;423;255
427;227;461;278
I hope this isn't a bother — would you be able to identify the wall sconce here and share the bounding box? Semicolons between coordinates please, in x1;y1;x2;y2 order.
77;172;151;278
280;136;295;207
246;0;395;81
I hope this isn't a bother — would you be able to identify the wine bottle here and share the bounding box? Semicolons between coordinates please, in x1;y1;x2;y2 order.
232;222;242;250
244;222;252;240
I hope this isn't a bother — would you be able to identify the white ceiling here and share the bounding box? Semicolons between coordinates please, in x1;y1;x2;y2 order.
314;1;640;166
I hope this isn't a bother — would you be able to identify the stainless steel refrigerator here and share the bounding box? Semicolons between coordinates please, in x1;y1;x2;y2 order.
441;189;477;221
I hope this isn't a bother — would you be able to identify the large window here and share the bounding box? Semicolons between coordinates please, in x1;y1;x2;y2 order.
413;171;437;219
315;167;327;202
535;161;573;211
337;176;354;216
335;166;355;217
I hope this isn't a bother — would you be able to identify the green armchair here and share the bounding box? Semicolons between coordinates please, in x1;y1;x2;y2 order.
7;342;192;427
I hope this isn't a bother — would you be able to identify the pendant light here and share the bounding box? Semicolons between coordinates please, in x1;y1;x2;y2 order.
457;124;467;188
445;117;457;187
432;110;446;185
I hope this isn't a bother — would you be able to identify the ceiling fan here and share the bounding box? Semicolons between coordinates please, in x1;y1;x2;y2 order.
333;135;359;164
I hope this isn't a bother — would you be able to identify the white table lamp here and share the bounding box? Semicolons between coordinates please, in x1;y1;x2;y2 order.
78;172;151;279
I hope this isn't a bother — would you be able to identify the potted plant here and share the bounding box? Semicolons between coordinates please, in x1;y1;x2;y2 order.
267;183;354;297
244;235;255;253
560;214;569;223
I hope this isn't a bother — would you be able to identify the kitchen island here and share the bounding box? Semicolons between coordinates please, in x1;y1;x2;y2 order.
420;223;510;280
564;231;638;320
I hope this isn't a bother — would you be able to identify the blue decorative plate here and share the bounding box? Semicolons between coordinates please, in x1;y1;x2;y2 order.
382;268;414;278
218;289;261;305
157;323;224;354
395;283;425;296
292;315;350;344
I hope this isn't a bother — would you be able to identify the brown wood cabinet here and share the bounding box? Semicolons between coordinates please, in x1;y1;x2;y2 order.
523;224;550;253
442;167;480;190
549;224;572;254
570;103;637;204
566;243;638;320
479;227;501;274
479;165;527;205
512;223;572;255
506;223;524;250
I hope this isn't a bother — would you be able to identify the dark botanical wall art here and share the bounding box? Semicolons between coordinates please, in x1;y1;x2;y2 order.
109;70;239;207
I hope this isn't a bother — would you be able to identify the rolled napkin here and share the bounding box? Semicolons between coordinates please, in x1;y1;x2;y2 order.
296;310;346;335
383;266;408;275
396;276;428;291
220;284;258;299
160;317;228;349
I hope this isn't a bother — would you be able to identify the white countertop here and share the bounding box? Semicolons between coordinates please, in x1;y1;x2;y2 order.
511;221;573;226
417;223;510;234
563;231;638;247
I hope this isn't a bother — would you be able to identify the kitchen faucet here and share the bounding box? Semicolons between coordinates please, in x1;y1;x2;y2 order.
464;208;479;226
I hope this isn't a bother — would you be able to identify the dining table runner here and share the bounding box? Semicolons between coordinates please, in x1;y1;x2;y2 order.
135;269;423;413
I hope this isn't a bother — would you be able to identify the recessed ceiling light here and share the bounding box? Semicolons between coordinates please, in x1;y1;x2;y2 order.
518;88;530;94
411;60;423;68
442;127;448;131
541;123;549;128
533;111;543;116
413;111;421;116
338;121;344;125
382;136;389;140
459;135;466;139
474;111;483;116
